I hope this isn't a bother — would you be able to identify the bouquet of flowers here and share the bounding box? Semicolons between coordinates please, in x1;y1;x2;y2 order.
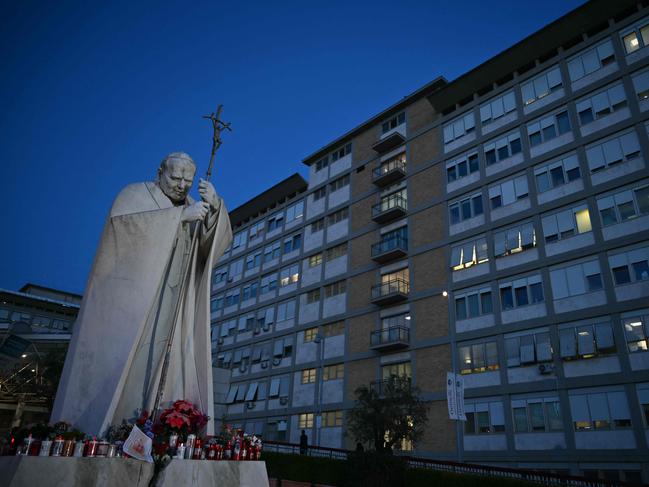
156;400;209;437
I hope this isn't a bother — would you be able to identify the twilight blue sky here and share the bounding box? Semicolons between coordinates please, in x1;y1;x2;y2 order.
1;0;585;294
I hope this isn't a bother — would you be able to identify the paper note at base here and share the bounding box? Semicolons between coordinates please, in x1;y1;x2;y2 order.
122;425;153;463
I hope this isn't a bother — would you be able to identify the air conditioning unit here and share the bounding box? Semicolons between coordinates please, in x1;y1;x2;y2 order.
538;363;554;375
260;361;269;369
253;327;261;335
279;396;289;405
246;401;256;409
272;357;282;366
239;364;248;373
217;337;224;345
227;276;234;282
262;324;271;332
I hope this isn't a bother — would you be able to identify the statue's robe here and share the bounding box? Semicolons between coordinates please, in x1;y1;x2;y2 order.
51;181;232;436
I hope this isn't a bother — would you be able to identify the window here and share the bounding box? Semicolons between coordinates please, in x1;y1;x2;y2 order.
276;299;296;322
285;201;304;223
331;143;352;161
329;174;350;191
323;320;344;337
263;241;281;263
632;69;649;101
313;186;327;201
242;281;259;300
449;193;483;224
450;237;488;270
464;402;505;434
512;398;563;433
325;280;346;298
459;340;499;374
378;152;406;175
527;110;571;147
321;410;343;427
283;233;302;254
378;188;407;213
213;267;228;285
249;220;265;241
521;66;563;106
576;83;627;126
381;361;411;379
301;368;316;384
245;251;262;270
499;275;544;310
260;273;278;294
534;153;581;192
308;253;323;267
306;289;321;304
569;390;632;430
229;259;244;277
267;212;284;232
484;131;522;166
480;90;516;125
488;175;529;209
621;17;649;54
446;150;480;183
559;321;615;359
224;289;240;307
279;264;300;287
311;218;325;232
494;222;535;258
505;330;552;367
624;314;649;353
454;288;493;320
443;111;476;144
550;259;603;299
323;363;344;381
304;327;318;342
585;130;641;174
232;230;247;249
273;337;293;359
637;384;649;426
542;204;592;242
212;294;224;311
298;413;314;428
597;185;649;226
326;243;347;261
382;112;405;134
315;156;328;172
382;312;410;329
567;40;615;82
609;245;649;285
328;207;349;225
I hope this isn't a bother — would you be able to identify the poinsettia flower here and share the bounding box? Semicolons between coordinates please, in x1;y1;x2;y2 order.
172;400;195;413
164;411;190;429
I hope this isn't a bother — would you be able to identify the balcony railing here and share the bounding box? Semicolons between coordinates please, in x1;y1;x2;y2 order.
372;158;406;187
370;377;412;396
370;326;410;350
371;235;408;263
371;194;407;224
371;277;409;305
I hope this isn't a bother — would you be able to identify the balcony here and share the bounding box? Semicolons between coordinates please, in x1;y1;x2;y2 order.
371;235;408;263
372;131;405;153
371;195;407;224
370;377;412;396
370;326;410;351
372;159;406;187
371;277;409;306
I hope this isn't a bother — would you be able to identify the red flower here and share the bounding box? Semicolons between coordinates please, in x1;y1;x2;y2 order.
172;400;195;413
164;411;190;430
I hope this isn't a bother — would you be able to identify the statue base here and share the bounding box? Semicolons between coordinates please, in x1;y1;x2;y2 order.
0;456;269;487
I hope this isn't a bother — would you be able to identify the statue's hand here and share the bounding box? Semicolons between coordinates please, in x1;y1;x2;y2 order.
198;179;220;211
182;201;210;222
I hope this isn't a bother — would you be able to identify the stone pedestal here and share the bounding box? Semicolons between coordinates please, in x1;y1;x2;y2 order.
0;456;269;487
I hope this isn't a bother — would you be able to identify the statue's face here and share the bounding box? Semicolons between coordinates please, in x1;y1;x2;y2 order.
159;159;196;204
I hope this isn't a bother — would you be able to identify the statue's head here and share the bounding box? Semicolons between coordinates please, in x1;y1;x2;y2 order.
157;152;197;204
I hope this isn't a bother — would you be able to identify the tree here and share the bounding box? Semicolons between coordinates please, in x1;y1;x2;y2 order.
347;375;428;453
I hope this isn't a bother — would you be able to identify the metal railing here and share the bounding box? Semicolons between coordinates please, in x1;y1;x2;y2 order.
262;440;639;487
371;235;408;257
371;278;409;300
372;158;406;181
370;326;409;347
371;194;407;218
